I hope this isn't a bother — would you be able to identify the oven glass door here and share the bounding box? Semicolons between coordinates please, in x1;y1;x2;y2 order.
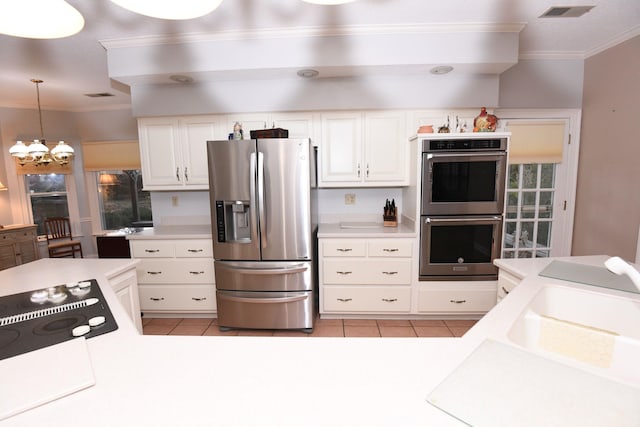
421;152;506;215
419;216;502;279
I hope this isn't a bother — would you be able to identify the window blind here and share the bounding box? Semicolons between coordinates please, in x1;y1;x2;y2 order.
81;140;141;171
506;122;565;164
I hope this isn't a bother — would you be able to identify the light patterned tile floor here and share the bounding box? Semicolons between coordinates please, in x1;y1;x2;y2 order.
142;316;478;337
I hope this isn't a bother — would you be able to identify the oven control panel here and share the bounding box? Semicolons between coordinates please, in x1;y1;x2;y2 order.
423;138;507;152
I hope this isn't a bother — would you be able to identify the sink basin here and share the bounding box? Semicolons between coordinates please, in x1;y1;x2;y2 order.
508;285;640;385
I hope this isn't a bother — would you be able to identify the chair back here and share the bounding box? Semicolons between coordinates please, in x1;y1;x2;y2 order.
45;217;74;241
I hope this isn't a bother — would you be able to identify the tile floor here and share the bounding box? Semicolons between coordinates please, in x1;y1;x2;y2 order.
142;317;478;338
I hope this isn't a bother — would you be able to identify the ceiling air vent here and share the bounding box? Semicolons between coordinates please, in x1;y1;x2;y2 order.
84;92;115;98
540;6;594;18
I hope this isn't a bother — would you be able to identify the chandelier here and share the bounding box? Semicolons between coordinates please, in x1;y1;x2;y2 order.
8;79;74;167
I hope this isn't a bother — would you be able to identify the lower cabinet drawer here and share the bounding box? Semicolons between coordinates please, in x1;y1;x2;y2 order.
417;287;496;313
323;286;411;313
322;259;411;285
139;285;216;312
137;259;214;284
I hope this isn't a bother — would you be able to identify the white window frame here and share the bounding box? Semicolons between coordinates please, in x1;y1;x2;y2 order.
495;108;582;256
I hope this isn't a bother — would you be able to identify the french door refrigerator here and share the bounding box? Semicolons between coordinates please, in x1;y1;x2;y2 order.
207;138;317;332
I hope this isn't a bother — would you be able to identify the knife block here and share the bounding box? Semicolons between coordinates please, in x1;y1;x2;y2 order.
383;207;397;227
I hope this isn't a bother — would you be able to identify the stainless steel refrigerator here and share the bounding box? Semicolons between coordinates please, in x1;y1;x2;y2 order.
207;138;317;332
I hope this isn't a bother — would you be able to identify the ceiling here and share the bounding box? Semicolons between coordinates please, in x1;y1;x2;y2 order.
1;0;638;112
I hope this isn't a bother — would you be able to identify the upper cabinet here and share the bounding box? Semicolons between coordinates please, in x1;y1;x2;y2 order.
319;111;408;187
138;116;222;191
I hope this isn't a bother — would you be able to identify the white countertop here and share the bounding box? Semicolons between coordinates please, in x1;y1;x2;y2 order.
124;224;212;240
318;222;416;238
2;255;638;426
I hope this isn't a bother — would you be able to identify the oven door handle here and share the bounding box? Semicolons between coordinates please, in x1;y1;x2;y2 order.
426;152;507;159
425;216;502;223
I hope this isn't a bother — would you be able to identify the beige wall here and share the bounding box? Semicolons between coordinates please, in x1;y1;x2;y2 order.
572;35;640;260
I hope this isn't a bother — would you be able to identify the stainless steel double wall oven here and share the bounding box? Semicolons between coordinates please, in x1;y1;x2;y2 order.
419;136;508;280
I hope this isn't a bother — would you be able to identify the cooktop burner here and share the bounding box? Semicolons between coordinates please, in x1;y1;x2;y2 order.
0;279;117;360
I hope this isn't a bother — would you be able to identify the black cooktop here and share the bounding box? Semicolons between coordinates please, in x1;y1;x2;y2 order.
0;279;118;360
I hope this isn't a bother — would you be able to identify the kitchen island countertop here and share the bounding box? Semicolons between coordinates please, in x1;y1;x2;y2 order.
1;255;638;426
124;224;212;240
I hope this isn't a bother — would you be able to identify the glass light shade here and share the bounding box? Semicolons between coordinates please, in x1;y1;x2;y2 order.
0;0;84;39
27;140;49;158
9;141;29;159
50;140;75;160
109;0;224;20
301;0;357;4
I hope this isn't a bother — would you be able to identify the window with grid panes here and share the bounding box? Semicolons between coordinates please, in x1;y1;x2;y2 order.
502;163;556;259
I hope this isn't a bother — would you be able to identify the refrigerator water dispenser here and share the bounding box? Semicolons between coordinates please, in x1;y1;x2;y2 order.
215;200;251;243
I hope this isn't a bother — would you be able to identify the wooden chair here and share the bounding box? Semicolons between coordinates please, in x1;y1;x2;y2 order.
44;217;83;258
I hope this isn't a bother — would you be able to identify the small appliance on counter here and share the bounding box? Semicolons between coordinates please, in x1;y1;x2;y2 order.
383;198;397;227
0;279;118;360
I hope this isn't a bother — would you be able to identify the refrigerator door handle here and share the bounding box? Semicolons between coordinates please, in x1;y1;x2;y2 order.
250;151;259;242
231;265;309;275
218;294;308;304
257;150;266;248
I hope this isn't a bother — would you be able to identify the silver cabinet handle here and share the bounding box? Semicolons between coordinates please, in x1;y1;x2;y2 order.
187;249;203;253
191;297;207;301
366;163;369;177
189;271;205;275
336;248;352;252
357;163;361;178
450;299;467;304
149;297;165;301
176;167;180;181
336;271;352;275
144;249;160;253
501;286;510;294
382;298;397;302
383;248;399;252
146;271;162;275
382;271;398;275
184;167;189;181
337;298;352;302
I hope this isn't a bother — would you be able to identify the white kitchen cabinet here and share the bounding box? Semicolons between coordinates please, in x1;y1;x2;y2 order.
497;269;522;302
227;112;315;140
417;281;497;314
320;238;413;315
130;239;216;315
138;116;221;191
107;266;143;333
0;225;38;271
319;111;408;187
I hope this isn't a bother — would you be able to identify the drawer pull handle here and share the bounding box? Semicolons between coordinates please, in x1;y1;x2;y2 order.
192;297;207;301
382;298;397;302
187;249;203;253
147;271;162;275
144;249;160;253
336;271;352;275
189;271;205;275
337;298;352;302
383;248;399;252
450;299;467;304
382;271;398;275
336;248;352;252
501;286;510;295
150;297;165;301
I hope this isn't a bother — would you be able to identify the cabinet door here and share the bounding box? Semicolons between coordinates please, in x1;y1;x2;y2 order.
272;113;315;140
180;116;219;187
319;112;362;185
138;117;182;189
364;111;408;184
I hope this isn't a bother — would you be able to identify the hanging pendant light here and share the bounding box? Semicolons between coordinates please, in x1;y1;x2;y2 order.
0;0;84;39
109;0;224;20
8;79;74;167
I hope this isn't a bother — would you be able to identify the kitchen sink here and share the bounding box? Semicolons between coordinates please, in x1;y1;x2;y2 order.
507;285;640;385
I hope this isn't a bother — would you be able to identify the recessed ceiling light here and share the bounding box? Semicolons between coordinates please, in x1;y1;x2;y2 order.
84;92;115;98
169;75;194;83
540;6;595;18
301;0;357;4
297;69;319;78
430;66;454;75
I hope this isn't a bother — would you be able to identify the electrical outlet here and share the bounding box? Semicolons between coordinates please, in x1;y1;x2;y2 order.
344;193;356;205
171;196;179;207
